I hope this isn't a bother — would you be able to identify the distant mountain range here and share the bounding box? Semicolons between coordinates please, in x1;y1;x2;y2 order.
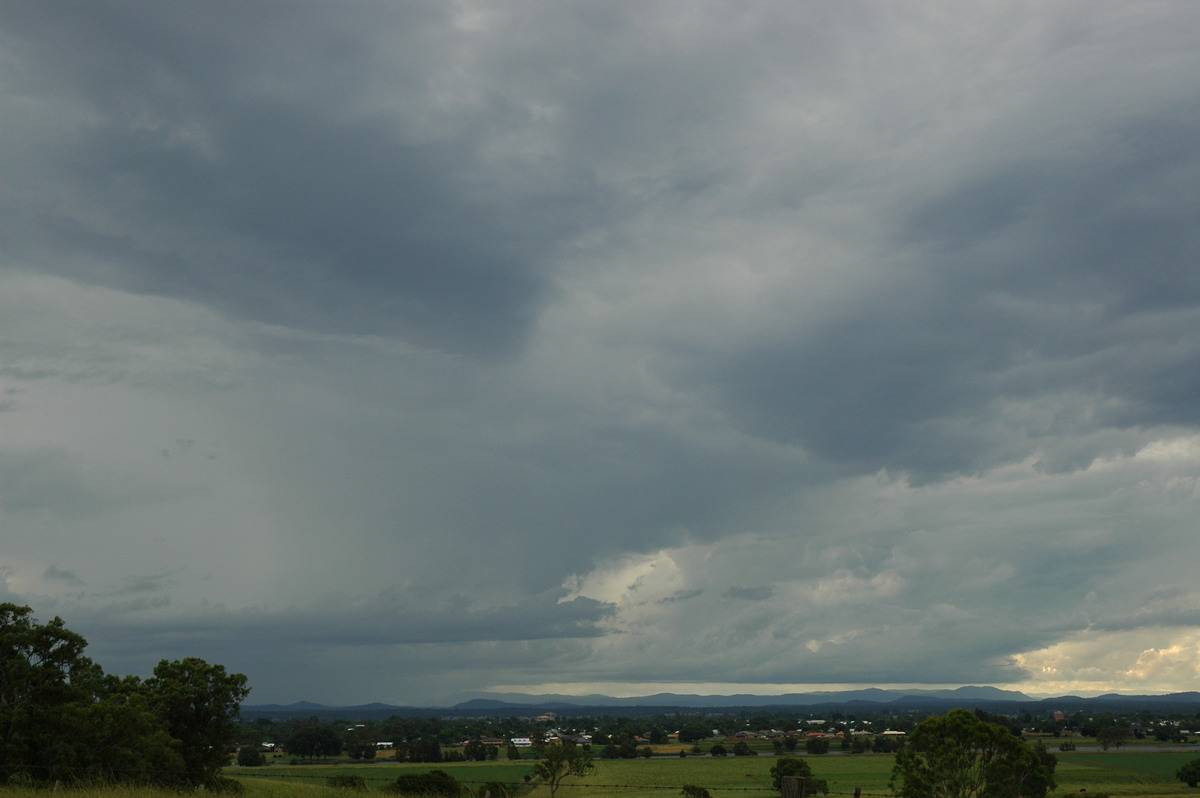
442;685;1033;708
239;687;1200;721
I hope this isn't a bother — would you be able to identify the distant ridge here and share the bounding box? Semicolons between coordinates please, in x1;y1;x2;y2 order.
440;685;1033;708
239;687;1200;721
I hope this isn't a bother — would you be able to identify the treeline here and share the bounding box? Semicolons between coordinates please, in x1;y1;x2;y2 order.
0;604;248;788
240;702;1200;767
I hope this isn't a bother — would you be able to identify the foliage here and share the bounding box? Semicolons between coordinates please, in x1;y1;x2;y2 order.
476;780;515;798
145;657;250;786
1178;758;1200;788
770;757;830;794
891;709;1057;798
532;742;596;798
0;603;95;783
0;603;249;788
805;737;830;754
1095;725;1131;751
681;785;713;798
384;769;464;796
327;774;368;790
732;741;757;756
238;746;267;766
678;722;715;743
288;725;343;759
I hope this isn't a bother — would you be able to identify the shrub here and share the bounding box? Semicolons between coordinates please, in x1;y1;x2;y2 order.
384;770;463;797
327;774;368;791
682;786;713;798
237;747;266;767
1178;758;1200;788
770;757;829;795
205;776;247;794
476;781;514;798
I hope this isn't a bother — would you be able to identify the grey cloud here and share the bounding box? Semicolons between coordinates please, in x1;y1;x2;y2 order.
2;1;578;357
65;591;613;692
4;1;1200;704
724;586;777;602
658;589;703;605
0;450;114;517
43;565;84;587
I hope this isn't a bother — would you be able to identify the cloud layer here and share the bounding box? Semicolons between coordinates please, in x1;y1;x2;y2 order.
3;1;1200;703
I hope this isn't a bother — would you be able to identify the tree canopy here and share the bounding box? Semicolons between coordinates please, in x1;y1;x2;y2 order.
533;741;596;798
770;757;829;795
891;709;1057;798
0;603;249;787
1177;758;1200;788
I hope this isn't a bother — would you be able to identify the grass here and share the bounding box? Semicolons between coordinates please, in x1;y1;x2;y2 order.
1053;751;1200;797
6;750;1200;798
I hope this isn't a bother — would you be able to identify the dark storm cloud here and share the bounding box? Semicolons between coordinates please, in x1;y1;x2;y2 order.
694;108;1200;481
65;591;613;683
1;0;595;355
5;1;1200;703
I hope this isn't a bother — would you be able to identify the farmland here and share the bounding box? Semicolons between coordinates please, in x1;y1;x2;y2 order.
220;750;1200;798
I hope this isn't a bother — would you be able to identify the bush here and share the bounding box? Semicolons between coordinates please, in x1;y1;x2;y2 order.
384;770;463;796
327;774;368;791
805;737;830;755
237;747;266;766
770;757;829;794
682;786;713;798
1178;758;1200;788
205;776;247;794
476;781;514;798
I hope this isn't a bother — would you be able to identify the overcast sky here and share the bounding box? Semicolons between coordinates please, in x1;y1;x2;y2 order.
3;1;1200;706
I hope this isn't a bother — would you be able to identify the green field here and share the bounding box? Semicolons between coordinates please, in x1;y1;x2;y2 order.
228;751;1200;798
4;751;1198;798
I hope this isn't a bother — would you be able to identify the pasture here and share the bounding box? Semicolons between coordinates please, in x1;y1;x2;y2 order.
4;751;1199;798
228;750;1200;798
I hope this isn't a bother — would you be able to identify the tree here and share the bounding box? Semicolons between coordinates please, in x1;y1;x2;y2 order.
805;736;831;754
682;786;713;798
288;725;342;760
533;741;595;798
732;740;757;756
0;603;95;782
771;757;830;795
144;657;249;785
386;770;463;796
1095;725;1131;751
891;709;1057;798
464;738;487;761
1178;759;1200;788
0;605;251;787
238;746;266;766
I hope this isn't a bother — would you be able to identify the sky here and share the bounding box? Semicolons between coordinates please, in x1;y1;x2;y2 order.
3;1;1200;706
